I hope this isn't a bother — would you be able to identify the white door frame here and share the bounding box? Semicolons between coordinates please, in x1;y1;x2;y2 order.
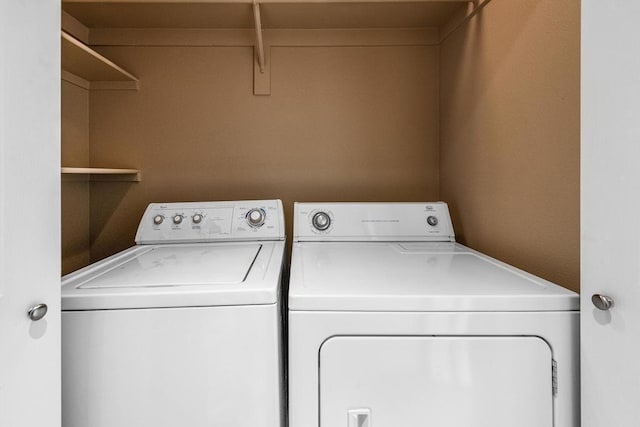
581;1;640;426
0;2;61;426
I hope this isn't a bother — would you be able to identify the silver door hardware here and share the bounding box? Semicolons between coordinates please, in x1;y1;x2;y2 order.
28;303;48;321
591;294;614;311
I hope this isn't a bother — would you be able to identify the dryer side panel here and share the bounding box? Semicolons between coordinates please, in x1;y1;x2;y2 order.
320;336;552;427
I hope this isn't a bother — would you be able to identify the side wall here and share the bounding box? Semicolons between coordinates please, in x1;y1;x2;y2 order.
88;44;440;261
440;0;580;291
61;80;90;274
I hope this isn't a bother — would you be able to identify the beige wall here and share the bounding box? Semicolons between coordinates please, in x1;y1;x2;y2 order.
87;44;440;261
439;0;580;291
60;0;581;293
61;80;90;274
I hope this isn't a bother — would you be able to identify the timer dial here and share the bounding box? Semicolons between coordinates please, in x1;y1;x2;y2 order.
246;208;266;228
312;212;331;231
153;215;164;225
427;215;438;226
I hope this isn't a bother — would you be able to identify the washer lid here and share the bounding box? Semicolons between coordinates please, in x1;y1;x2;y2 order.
77;244;260;289
288;242;578;312
62;241;284;310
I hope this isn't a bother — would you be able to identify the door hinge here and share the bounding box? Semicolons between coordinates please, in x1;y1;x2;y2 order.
552;359;558;396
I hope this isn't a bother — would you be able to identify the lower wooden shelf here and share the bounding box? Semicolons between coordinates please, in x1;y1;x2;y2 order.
61;167;141;182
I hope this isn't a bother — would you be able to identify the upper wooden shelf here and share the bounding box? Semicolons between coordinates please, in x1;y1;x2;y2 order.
62;1;471;30
61;31;138;82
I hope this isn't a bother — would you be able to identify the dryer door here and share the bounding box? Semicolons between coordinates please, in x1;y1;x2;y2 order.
320;336;553;427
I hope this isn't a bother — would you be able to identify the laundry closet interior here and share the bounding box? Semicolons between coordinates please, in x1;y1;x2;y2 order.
60;0;579;292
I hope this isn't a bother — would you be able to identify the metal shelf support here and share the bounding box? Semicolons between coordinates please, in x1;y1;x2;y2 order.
253;0;265;73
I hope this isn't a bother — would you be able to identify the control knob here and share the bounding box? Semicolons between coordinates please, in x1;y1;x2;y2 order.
153;215;164;225
312;212;331;231
192;213;203;224
246;208;266;228
427;215;438;226
173;214;183;225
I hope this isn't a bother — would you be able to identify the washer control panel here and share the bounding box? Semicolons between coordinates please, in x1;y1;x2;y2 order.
294;202;455;242
136;200;285;244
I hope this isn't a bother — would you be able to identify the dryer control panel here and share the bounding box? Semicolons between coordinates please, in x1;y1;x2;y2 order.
136;199;285;244
294;202;455;242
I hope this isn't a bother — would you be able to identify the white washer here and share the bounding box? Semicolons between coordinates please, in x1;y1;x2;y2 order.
289;202;579;427
62;200;286;427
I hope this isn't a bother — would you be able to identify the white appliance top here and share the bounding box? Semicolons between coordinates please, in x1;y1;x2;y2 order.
289;203;578;312
77;244;260;289
62;200;286;311
63;241;284;310
136;199;285;244
294;202;454;242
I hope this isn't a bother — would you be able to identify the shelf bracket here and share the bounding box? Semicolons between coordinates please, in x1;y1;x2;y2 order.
439;0;492;44
253;0;271;95
253;0;265;73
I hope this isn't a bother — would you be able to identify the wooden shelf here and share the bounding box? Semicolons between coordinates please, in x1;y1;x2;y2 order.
61;167;141;182
62;1;472;30
61;0;485;95
61;31;139;88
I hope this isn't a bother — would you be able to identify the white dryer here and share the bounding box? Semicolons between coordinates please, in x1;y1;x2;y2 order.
289;202;579;427
62;200;286;427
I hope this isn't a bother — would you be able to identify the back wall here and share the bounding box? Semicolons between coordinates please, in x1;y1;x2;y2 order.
88;43;440;261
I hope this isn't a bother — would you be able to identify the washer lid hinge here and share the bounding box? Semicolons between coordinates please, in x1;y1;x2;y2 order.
552;359;558;396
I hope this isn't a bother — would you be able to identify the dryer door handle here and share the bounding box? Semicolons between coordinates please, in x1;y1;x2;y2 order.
348;408;370;427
